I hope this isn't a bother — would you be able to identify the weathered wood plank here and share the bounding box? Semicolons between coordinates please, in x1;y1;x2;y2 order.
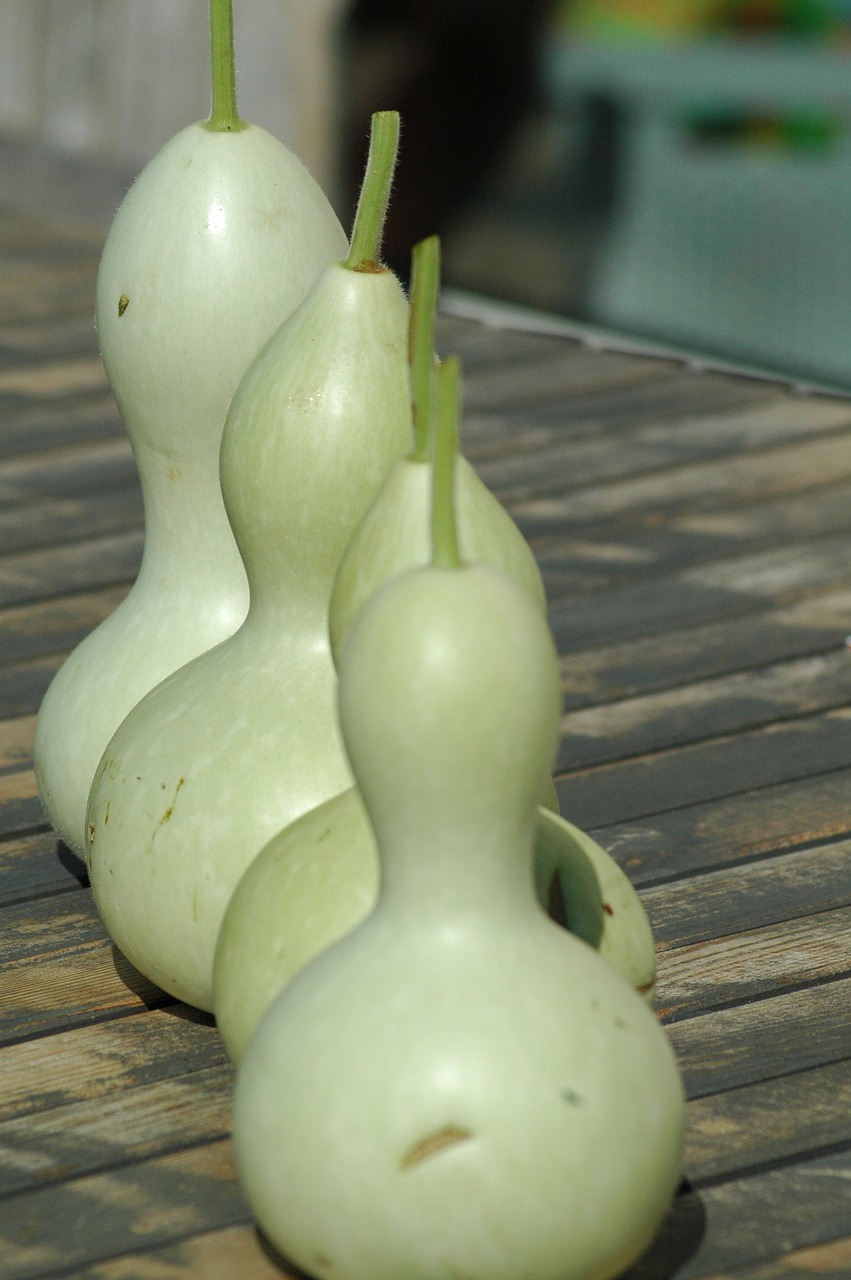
0;259;98;324
0;354;106;399
0;767;44;838
1;890;112;967
0;438;134;502
678;1236;851;1280
641;840;851;949
683;1060;851;1184
560;589;851;710
464;365;786;461
460;349;683;413
0;1063;233;1196
0;1137;248;1280
474;397;851;501
0;829;87;906
0;1008;222;1124
0;314;100;367
514;433;851;535
0;587;128;665
539;478;851;600
0;530;142;610
0;487;142;558
595;767;851;886
556;708;851;831
0;892;171;1043
627;1150;851;1280
0;394;121;460
80;1230;851;1280
668;976;851;1097
0;657;64;719
65;1223;293;1280
0;715;34;772
558;649;851;772
655;907;851;1020
550;535;851;650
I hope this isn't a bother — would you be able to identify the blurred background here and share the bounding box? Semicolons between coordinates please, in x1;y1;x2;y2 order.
1;0;851;387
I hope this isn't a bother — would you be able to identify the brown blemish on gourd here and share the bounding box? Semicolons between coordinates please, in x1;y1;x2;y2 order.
603;902;614;916
637;979;655;996
118;294;130;317
401;1126;473;1169
104;801;110;826
158;776;185;826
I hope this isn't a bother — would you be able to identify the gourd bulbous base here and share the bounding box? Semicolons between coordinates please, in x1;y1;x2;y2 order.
234;917;683;1280
214;790;657;1063
87;619;353;1011
34;120;347;855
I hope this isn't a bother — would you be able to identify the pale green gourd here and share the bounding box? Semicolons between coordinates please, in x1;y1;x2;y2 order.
34;0;347;856
215;238;655;1061
328;235;546;662
86;113;411;1013
232;359;683;1280
214;786;657;1062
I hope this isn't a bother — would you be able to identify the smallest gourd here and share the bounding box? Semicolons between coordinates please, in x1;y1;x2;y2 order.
328;234;546;661
233;357;684;1280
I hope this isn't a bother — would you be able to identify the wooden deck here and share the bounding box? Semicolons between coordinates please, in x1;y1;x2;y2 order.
0;200;850;1279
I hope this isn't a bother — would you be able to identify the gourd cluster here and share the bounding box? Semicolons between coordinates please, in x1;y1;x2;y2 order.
34;6;684;1279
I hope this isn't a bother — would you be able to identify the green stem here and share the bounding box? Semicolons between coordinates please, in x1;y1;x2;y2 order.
431;356;462;570
408;235;441;462
344;111;400;271
206;0;245;132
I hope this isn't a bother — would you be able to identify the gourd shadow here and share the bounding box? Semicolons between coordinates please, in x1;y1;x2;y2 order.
618;1178;707;1280
256;1226;313;1279
55;838;89;887
109;943;215;1026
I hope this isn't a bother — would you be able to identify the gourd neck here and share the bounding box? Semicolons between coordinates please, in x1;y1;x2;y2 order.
372;810;542;924
133;442;247;602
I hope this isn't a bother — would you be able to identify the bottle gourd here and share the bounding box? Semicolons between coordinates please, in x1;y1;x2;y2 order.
86;112;411;1013
232;359;684;1280
214;250;656;1061
34;0;347;856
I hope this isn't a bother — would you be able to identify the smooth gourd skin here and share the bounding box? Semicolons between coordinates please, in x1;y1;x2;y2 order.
86;264;411;1012
329;453;547;662
34;121;348;856
233;565;684;1280
214;789;657;1063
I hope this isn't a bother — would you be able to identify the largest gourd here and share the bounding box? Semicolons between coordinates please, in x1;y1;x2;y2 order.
33;0;347;856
